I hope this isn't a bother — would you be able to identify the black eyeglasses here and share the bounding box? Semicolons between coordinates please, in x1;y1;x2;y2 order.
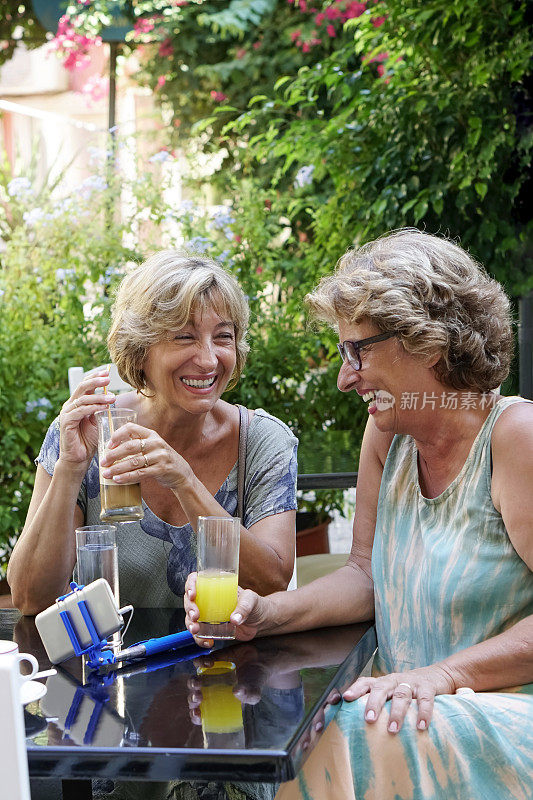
337;332;396;371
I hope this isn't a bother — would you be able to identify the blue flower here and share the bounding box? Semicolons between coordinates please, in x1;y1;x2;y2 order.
208;205;235;230
185;236;211;254
294;165;315;189
149;150;172;163
79;175;108;197
23;208;45;226
7;177;32;197
55;268;76;282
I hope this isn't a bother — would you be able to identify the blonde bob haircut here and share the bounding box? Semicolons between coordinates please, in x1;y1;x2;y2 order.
306;229;513;392
107;250;250;392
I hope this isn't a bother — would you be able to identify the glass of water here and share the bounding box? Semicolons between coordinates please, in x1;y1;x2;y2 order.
75;524;120;655
75;525;119;604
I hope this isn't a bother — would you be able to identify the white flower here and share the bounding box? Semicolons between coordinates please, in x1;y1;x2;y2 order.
7;177;32;197
294;165;315;189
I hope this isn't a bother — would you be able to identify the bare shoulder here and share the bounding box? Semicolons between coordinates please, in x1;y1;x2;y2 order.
491;400;533;524
491;399;533;458
363;418;395;468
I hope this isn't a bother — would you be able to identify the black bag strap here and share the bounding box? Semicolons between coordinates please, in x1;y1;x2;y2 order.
237;404;249;523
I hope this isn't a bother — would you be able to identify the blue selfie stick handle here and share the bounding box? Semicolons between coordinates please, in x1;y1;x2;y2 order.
142;630;195;656
115;630;195;663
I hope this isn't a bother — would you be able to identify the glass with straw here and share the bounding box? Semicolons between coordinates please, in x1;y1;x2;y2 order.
95;376;144;523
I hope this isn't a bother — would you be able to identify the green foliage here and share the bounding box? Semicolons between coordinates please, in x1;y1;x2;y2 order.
0;142;194;573
0;1;48;67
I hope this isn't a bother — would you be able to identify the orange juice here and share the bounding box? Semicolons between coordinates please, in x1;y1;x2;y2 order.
196;569;238;623
200;683;243;733
197;662;243;735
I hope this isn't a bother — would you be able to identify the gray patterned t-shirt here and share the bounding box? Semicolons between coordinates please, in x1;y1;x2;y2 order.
36;409;298;607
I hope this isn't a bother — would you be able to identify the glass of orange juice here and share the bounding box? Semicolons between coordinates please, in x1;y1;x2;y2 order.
196;516;240;640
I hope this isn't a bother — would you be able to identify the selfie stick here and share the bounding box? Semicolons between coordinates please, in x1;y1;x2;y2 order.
37;580;196;671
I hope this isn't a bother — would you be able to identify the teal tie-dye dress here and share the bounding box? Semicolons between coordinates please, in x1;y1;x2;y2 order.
277;396;533;800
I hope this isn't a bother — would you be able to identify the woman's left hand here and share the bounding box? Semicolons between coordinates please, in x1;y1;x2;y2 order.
100;422;192;490
342;664;456;733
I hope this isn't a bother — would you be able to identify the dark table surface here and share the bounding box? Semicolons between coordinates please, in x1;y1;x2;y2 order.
2;607;375;786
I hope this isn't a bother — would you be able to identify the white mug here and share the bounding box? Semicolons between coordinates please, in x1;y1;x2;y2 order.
0;640;39;683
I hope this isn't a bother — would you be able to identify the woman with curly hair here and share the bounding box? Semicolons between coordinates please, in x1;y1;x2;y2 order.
186;229;533;799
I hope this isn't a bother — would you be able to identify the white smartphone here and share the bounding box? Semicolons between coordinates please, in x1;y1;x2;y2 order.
35;579;123;664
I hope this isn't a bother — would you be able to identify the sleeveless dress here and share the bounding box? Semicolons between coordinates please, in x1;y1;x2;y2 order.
276;396;533;800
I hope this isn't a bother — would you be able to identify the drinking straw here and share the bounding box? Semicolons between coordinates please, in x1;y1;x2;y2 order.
103;363;114;435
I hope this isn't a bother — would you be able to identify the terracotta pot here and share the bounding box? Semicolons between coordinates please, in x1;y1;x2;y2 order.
296;513;331;557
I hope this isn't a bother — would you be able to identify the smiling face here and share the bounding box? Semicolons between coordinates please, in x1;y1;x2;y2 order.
142;305;237;413
336;318;436;433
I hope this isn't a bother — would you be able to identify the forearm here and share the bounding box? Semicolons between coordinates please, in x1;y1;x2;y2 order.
8;461;85;614
174;471;290;595
439;615;533;692
257;560;375;637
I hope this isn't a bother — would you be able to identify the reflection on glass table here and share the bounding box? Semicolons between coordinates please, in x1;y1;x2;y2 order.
0;607;376;786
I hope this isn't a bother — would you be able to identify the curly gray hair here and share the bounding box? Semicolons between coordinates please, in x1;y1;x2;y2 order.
306;229;513;391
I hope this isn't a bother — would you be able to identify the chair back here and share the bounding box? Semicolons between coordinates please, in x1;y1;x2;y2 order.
68;364;132;396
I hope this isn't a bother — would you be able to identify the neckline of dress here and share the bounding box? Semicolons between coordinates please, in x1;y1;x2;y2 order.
409;396;510;504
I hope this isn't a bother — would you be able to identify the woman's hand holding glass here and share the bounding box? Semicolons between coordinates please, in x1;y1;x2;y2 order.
342;664;456;733
99;421;193;490
58;370;116;468
184;572;269;647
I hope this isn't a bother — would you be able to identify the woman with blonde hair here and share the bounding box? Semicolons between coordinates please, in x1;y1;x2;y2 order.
9;251;297;613
186;229;533;799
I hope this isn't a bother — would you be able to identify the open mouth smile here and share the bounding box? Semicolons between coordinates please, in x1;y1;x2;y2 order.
361;390;395;410
180;376;218;389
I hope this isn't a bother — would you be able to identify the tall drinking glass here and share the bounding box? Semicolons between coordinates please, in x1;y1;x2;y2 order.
95;408;144;523
75;525;119;603
196;516;240;640
76;524;120;654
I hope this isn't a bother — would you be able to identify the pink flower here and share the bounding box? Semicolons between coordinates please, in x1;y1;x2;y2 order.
158;38;174;57
256;266;263;274
345;1;366;18
302;41;310;52
290;29;301;41
327;24;336;37
372;15;386;27
236;48;247;59
299;0;307;10
315;12;325;24
0;40;9;50
134;18;155;34
79;74;109;105
210;90;228;102
325;6;341;19
157;75;166;88
252;41;261;50
377;64;384;77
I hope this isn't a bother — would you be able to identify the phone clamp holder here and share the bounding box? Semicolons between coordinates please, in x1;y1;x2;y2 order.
57;582;118;669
